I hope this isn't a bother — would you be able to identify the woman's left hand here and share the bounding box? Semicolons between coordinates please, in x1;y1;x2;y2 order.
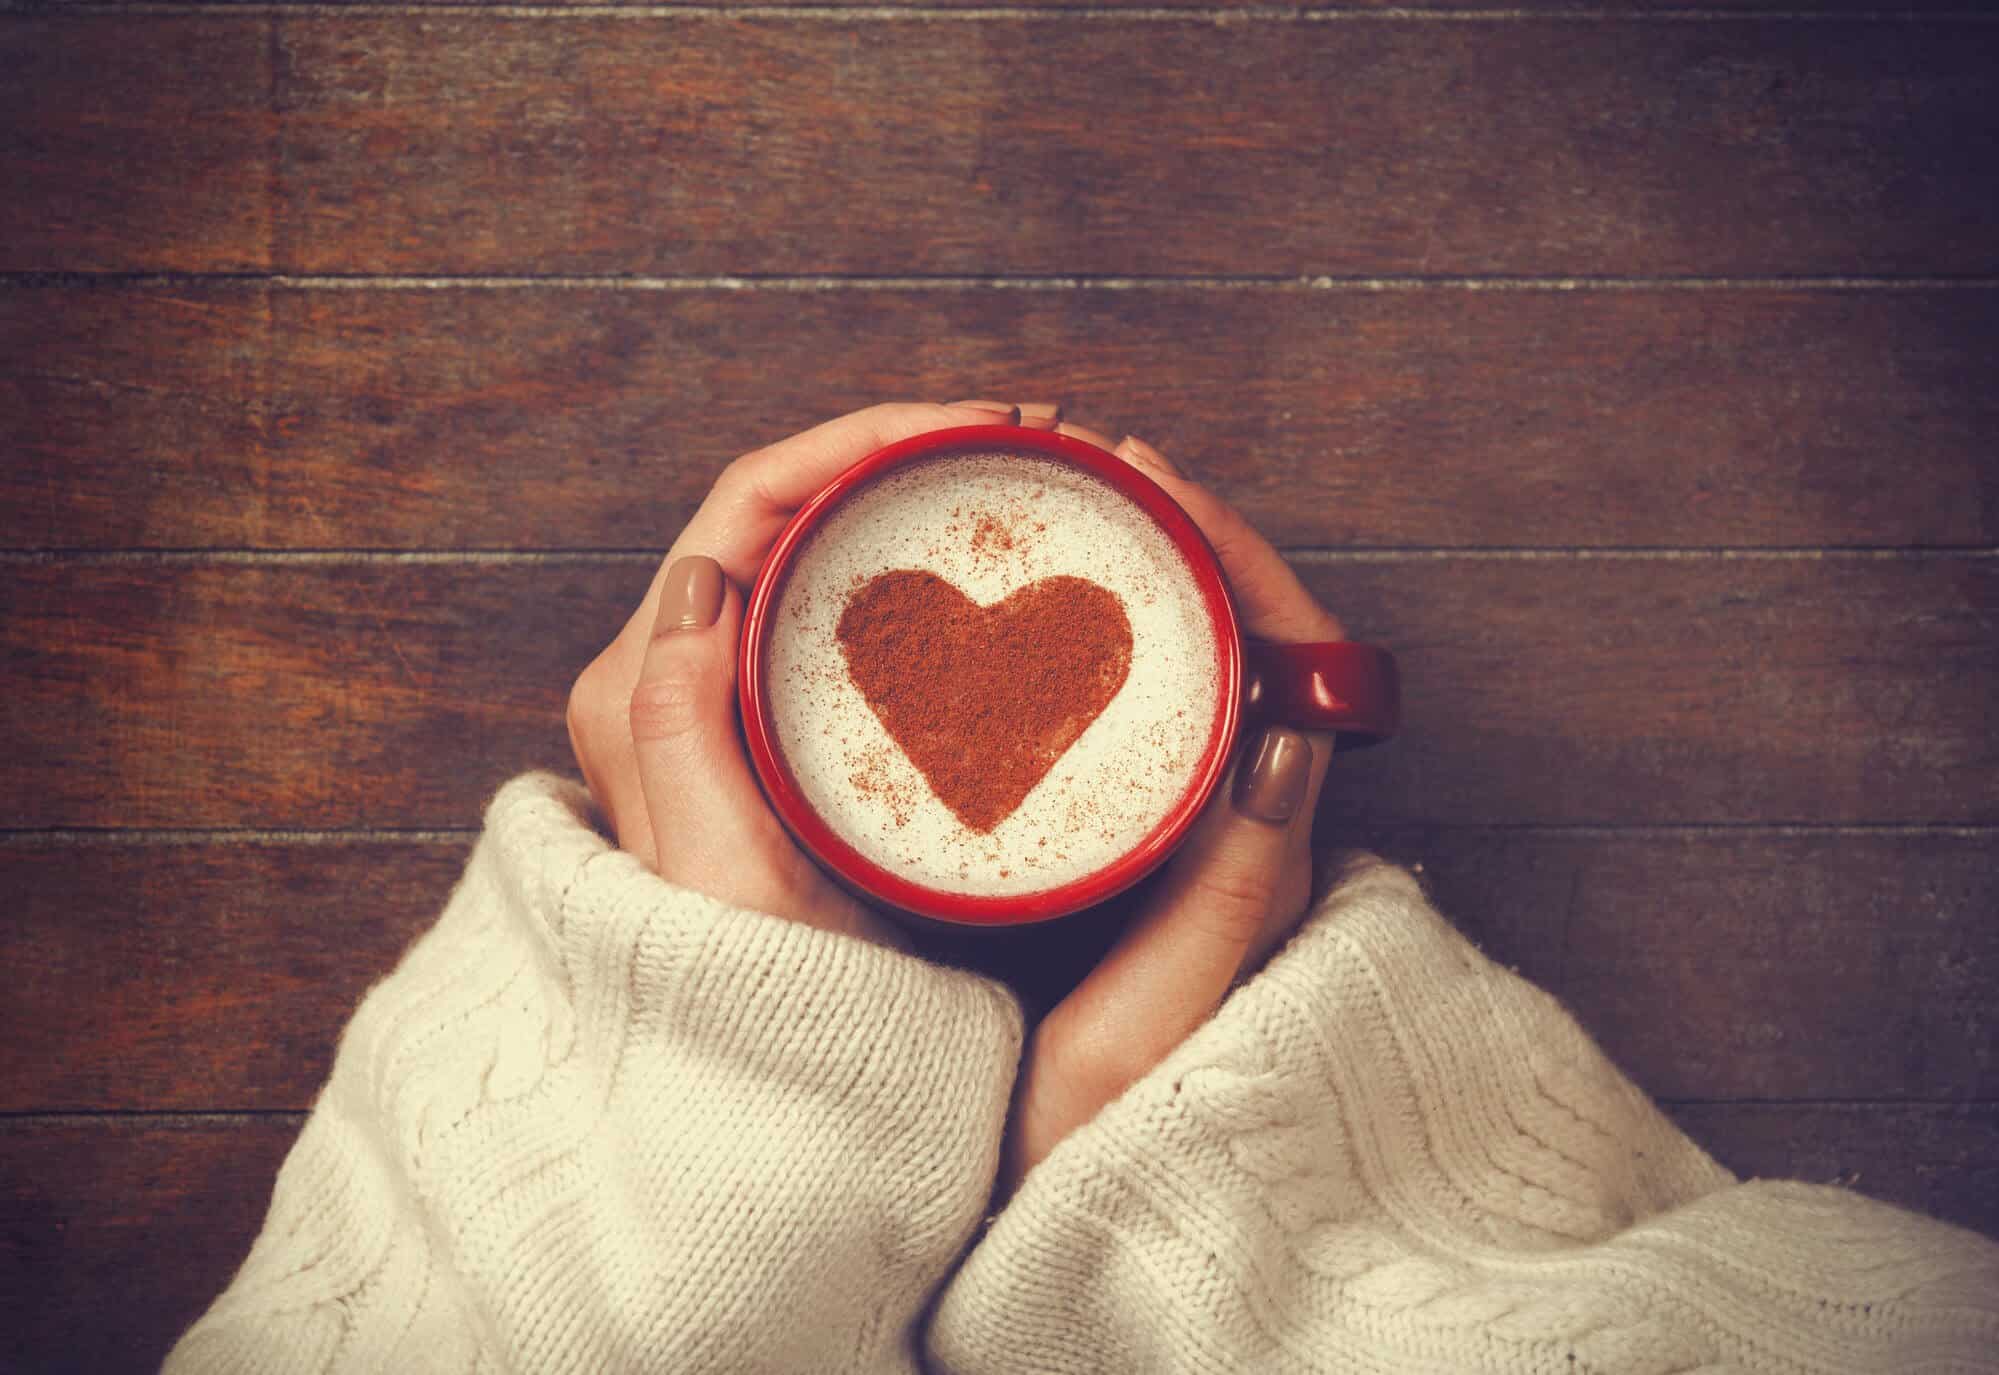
995;419;1347;1196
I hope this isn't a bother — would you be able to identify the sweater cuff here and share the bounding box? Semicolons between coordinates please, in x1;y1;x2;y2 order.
929;854;1731;1369
477;770;1024;1140
178;771;1023;1375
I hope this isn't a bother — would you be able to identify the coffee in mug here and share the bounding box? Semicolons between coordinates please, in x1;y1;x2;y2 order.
764;449;1222;900
740;424;1399;928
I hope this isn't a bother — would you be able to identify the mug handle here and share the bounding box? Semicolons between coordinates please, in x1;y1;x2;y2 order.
1242;641;1401;746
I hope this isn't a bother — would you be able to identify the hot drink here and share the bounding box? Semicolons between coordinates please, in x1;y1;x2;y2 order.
764;451;1222;898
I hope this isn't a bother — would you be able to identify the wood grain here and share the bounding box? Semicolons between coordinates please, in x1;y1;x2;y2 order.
0;18;272;274
0;840;463;1111
173;0;1954;11
3;832;1991;1111
2;1106;1990;1375
4;558;1989;829
1357;830;1999;1103
0;1117;300;1375
11;17;1996;276
263;17;1999;276
7;284;1997;551
1670;1102;1999;1240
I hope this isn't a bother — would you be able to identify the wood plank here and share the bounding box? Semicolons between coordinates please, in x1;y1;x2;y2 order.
0;840;462;1112
4;833;1991;1111
1356;830;1999;1104
0;18;272;274
23;16;1981;276
0;1117;300;1375
187;0;1953;10
1;1108;1991;1375
270;17;1999;276
7;285;1997;551
1669;1102;1999;1240
2;557;1991;829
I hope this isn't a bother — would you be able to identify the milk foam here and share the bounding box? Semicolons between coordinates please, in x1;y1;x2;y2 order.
767;452;1221;897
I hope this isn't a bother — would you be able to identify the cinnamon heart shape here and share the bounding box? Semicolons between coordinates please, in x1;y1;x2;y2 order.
836;570;1134;833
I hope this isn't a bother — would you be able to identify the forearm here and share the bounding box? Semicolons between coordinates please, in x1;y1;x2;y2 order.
933;858;1999;1373
169;773;1022;1375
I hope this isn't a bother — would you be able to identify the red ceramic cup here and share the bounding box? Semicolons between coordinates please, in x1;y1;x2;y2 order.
739;424;1399;928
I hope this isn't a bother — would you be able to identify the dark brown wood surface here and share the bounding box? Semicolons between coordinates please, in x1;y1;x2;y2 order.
3;558;1991;828
8;285;1997;551
7;18;1999;275
4;0;1994;1369
6;831;1991;1111
9;1102;1988;1375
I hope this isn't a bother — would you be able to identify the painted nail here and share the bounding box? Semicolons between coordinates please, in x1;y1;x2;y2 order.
1120;433;1183;477
950;399;1022;424
1233;727;1312;824
1017;402;1063;427
658;555;725;632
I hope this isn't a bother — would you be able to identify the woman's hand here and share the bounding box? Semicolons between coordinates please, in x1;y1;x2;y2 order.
998;418;1346;1195
564;400;1040;948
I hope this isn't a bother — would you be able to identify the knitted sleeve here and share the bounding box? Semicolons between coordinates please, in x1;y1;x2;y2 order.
929;856;1999;1374
166;772;1023;1375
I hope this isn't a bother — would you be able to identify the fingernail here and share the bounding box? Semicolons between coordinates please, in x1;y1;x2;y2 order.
1018;401;1063;427
1233;727;1312;824
950;399;1022;424
1119;433;1183;478
658;555;725;632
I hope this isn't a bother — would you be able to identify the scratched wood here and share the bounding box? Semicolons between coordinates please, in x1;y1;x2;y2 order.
0;840;465;1111
3;559;1990;829
9;18;1999;275
135;0;1947;10
259;17;1999;277
0;1117;301;1375
1354;829;1999;1104
7;284;1997;551
2;832;1990;1111
1668;1103;1999;1240
3;1105;1991;1375
0;18;273;274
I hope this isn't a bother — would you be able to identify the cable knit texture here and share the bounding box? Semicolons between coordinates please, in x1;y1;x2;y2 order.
929;857;1999;1373
170;775;1999;1373
167;773;1024;1374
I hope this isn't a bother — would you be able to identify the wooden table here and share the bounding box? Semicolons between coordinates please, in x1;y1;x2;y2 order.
3;4;1995;1369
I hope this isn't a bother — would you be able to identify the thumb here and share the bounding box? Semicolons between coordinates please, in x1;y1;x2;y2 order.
1075;727;1315;1052
628;554;788;906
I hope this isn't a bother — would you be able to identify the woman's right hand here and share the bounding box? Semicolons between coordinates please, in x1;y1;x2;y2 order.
564;401;1039;950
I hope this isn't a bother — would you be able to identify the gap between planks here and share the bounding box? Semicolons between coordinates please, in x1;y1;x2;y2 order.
2;1098;1989;1125
7;273;1999;292
4;5;1998;21
4;823;1994;844
1;548;1993;564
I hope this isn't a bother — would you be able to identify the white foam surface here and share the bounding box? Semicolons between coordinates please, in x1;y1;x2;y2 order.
767;452;1221;897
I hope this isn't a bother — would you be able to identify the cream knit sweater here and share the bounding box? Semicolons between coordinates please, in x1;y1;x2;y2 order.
168;773;1999;1373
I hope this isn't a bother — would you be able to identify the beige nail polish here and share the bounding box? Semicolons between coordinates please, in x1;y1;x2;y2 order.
1018;401;1063;427
1121;433;1183;478
1233;727;1312;824
659;555;725;632
950;399;1022;424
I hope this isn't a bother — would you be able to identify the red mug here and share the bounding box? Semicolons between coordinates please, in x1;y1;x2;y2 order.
739;424;1399;928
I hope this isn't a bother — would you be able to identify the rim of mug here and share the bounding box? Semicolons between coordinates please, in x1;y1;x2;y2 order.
738;423;1245;928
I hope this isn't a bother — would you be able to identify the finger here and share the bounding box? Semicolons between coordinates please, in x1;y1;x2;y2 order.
603;402;1010;712
681;401;1010;584
628;555;795;911
1054;728;1316;1093
949;398;1023;424
1114;434;1343;644
1054;418;1120;452
1017;401;1063;431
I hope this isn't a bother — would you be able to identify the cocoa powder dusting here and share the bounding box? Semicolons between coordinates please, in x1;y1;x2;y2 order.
836;570;1134;833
